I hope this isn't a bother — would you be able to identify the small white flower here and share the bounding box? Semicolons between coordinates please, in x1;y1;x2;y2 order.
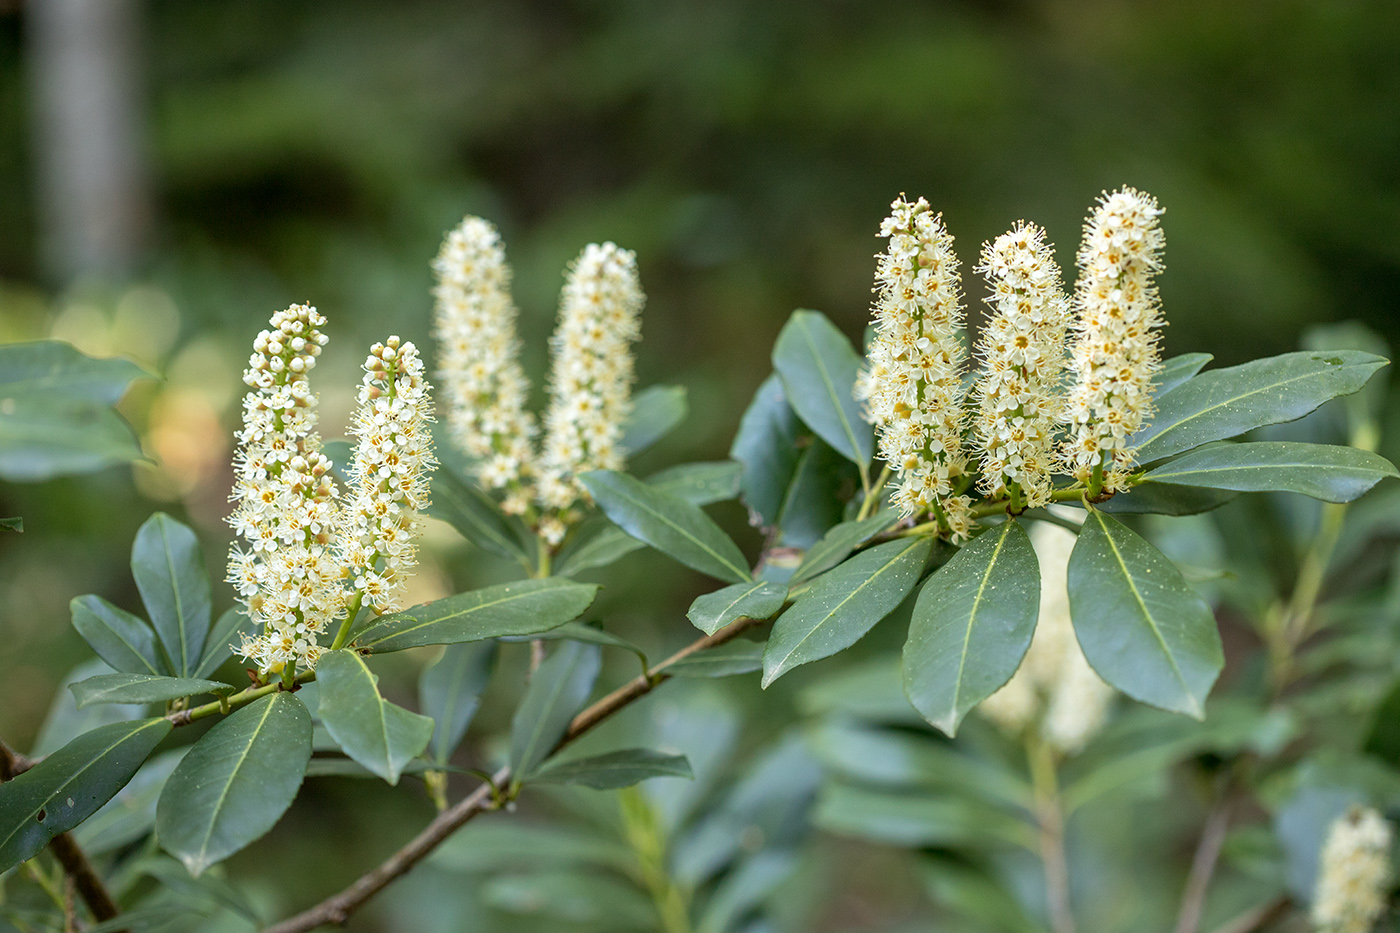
1313;806;1393;933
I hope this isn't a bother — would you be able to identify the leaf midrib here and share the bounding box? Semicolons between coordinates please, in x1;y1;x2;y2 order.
795;316;863;462
193;697;278;868
157;520;192;676
362;582;578;647
949;523;1011;721
601;481;749;582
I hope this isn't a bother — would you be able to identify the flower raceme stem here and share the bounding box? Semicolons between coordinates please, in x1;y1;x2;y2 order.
431;217;538;515
537;241;645;544
972;222;1072;509
1060;187;1166;494
857;197;973;539
1312;806;1393;933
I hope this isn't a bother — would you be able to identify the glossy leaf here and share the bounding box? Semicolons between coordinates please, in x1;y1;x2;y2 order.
665;640;766;678
1134;349;1388;462
1145;441;1399;503
70;594;166;676
763;536;932;686
903;519;1041;737
192;608;254;680
0;718;171;873
644;460;743;505
74;751;184;856
315;650;435;785
619;384;687;456
428;465;533;565
791;506;900;585
509;641;601;785
687;580;788;635
156;693;310;876
771;309;873;467
531;748;692;788
1097;481;1238;515
773;439;852;549
1154;352;1213;396
503;622;648;671
580;470;751;583
419;641;496;765
729;373;802;527
1068;511;1224;717
131;513;212;676
71;674;232;709
357;578;598;652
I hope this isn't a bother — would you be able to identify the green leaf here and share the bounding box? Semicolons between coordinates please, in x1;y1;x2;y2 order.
1144;441;1399;503
644;460;743;505
0;340;148;404
579;470;751;583
774;438;853;549
619;385;687;456
481;870;656;928
504;622;649;672
156;692;310;876
1097;481;1239;515
1134;350;1389;463
771;309;873;467
192;608;254;680
791;506;900;584
687;580;788;635
919;856;1042;933
1364;677;1400;767
729;373;802;527
131;513;212;677
903;519;1041;737
314;650;435;785
509;641;601;786
763;536;932;686
665;640;766;678
356;578;598;652
74;750;184;856
430;817;635;873
1154;352;1214;396
428;466;533;566
813;782;1034;850
70;594;166;676
0;516;21;532
71;674;232;708
531;749;693;789
0;718;171;873
419;642;496;765
1068;511;1223;717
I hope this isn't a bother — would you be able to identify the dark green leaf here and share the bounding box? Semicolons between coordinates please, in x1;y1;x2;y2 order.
729;373;802;527
1097;481;1239;515
903;519;1041;737
0;718;171;873
70;594;166;676
1364;678;1400;767
481;870;655;928
1145;441;1399;503
131;513;211;677
508;642;601;786
665;640;766;678
302;757;445;779
791;506;900;585
1134;350;1388;462
356;578;598;652
0;341;148;404
919;857;1042;933
430;817;634;873
427;466;533;565
687;580;788;635
86;905;193;932
796;654;922;724
619;384;687;456
1068;511;1223;717
645;460;743;505
531;749;692;788
71;674;232;708
315;650;434;785
552;521;645;577
771;309;873;466
813;782;1033;850
580;470;750;583
135;855;261;923
504;622;648;672
419;642;496;765
773;439;853;548
762;536;932;686
31;661;146;756
156;693;310;876
696;851;798;933
192;608;254;680
73;751;183;855
0;516;21;532
1154;352;1214;396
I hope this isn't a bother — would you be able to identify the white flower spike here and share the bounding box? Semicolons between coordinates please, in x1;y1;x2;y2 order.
1313;806;1393;933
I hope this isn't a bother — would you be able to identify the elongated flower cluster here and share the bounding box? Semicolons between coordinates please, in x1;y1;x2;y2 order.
227;304;343;674
338;337;436;615
1060;187;1165;492
858;197;972;538
432;217;537;514
979;521;1115;754
972;223;1072;508
1313;807;1393;933
537;242;645;541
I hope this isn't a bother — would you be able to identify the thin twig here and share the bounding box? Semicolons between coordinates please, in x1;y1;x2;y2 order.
1;738;123;925
1173;793;1234;933
1028;736;1075;933
262;614;765;933
1206;894;1291;933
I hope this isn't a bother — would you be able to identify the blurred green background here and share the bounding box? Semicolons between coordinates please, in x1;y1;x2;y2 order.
1;1;1398;929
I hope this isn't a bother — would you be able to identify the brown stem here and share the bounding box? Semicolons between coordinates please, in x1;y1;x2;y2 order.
262;615;765;933
1;738;123;925
1173;794;1234;933
1206;895;1291;933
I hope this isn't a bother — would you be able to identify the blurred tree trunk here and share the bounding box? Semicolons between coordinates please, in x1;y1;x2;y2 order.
27;0;151;282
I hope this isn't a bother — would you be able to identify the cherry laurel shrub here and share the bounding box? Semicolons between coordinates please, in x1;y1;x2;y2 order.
2;188;1399;933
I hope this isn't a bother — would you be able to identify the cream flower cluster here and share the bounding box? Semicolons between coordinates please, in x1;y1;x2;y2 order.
537;242;645;542
227;304;343;675
979;521;1115;754
1060;187;1165;491
858;197;972;538
1313;807;1393;933
338;337;436;615
432;217;537;514
972;223;1072;508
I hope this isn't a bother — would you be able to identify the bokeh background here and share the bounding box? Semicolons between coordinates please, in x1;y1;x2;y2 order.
1;1;1399;929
